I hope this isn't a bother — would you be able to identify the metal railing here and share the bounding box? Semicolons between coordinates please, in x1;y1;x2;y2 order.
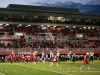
0;48;59;51
69;48;100;51
0;34;100;40
0;48;100;51
0;35;19;39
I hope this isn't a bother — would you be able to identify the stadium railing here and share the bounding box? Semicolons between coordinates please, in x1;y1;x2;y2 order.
0;35;19;39
0;48;100;51
69;48;100;51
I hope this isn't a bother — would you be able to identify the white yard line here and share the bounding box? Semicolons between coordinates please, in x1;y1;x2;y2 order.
16;64;67;75
59;64;100;70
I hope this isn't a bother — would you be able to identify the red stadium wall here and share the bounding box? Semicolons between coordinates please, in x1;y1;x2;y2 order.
0;50;100;55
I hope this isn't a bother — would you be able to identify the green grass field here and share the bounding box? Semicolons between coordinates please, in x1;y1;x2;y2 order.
0;60;100;75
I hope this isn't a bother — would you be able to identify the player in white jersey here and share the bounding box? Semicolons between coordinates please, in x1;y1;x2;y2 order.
50;51;54;62
89;51;94;63
50;53;59;66
45;54;48;62
41;52;45;63
57;51;60;57
67;51;71;62
57;51;60;63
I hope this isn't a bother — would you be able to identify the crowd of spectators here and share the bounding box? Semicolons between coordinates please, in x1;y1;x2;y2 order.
0;24;100;51
0;39;100;50
0;14;100;25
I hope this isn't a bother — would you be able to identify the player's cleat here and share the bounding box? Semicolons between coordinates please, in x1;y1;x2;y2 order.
34;62;36;64
88;68;90;70
56;63;58;66
50;62;53;66
80;68;82;70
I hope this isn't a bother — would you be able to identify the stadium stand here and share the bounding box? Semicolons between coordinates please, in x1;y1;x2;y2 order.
0;4;100;60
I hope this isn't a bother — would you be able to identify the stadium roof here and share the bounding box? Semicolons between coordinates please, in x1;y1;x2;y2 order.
6;4;79;13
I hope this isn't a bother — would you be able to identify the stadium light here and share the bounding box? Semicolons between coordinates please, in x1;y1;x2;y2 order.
71;30;73;31
42;27;47;29
28;25;31;26
83;27;86;29
88;27;90;29
41;25;44;27
92;27;95;29
6;24;9;25
73;26;76;28
17;26;19;27
66;26;69;28
54;26;56;27
19;24;22;26
25;26;28;27
79;28;82;29
0;24;3;25
47;25;50;27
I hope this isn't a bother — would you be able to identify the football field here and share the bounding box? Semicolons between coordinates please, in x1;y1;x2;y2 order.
0;60;100;75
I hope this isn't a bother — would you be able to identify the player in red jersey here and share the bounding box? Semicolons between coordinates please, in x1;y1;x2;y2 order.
57;51;60;63
10;52;15;64
20;55;24;62
50;53;59;66
32;51;37;64
80;52;90;70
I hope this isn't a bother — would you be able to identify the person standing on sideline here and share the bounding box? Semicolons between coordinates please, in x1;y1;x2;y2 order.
72;53;76;62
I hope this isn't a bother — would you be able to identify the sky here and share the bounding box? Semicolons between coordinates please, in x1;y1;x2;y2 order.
0;0;100;14
0;0;100;7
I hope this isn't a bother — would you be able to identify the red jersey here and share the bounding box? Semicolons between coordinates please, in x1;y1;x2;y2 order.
53;55;59;63
84;55;89;65
10;53;15;61
20;56;23;61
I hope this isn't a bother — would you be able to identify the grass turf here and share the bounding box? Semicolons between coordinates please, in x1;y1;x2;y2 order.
0;60;100;75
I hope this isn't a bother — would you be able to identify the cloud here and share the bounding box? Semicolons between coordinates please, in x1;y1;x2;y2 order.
28;0;100;5
29;1;100;14
0;0;100;7
0;0;28;7
27;0;100;14
0;0;100;14
87;0;100;5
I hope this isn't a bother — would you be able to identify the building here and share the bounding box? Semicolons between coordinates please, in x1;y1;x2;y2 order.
0;4;100;57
